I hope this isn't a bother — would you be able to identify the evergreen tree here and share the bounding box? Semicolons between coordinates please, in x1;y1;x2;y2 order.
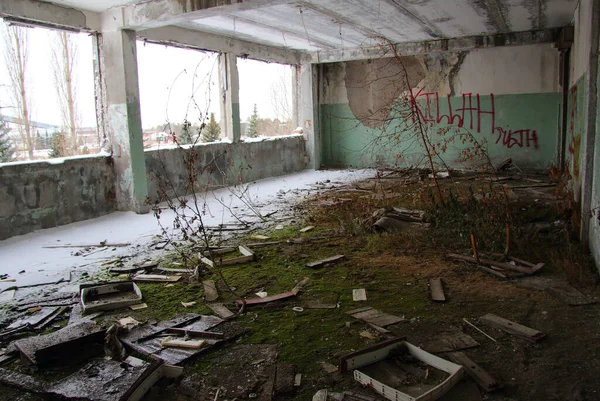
201;113;221;143
0;115;15;162
247;104;259;138
178;120;193;145
49;130;67;158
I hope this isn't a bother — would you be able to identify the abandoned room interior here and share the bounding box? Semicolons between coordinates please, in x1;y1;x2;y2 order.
0;0;600;400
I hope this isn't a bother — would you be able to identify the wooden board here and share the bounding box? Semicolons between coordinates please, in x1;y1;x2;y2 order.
422;331;480;353
346;307;404;327
203;280;219;302
447;352;501;393
236;292;295;306
207;303;234;318
479;313;546;342
429;278;446;302
132;274;181;283
306;255;345;268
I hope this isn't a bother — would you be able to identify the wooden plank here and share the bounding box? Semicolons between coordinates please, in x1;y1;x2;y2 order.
203;280;219;302
447;352;501;392
299;226;315;233
306;255;345;268
291;277;310;295
164;328;224;339
429;278;446;302
236;292;295;306
219;255;254;266
447;253;537;274
133;274;181;283
479;313;546;342
206;303;234;318
352;289;367;301
160;338;205;349
347;307;404;327
304;301;337;309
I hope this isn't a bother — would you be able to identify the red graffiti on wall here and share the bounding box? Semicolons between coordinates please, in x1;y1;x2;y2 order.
410;89;496;134
410;89;540;150
494;128;539;149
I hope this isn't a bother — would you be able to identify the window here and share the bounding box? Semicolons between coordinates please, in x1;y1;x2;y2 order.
0;21;99;162
237;58;294;140
136;42;220;148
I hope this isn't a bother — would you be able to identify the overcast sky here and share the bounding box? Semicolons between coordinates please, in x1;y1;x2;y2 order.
0;22;292;131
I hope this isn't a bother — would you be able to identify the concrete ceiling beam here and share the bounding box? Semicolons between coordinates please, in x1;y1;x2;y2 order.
383;0;445;38
312;28;559;63
136;25;303;65
298;2;383;41
480;0;511;33
221;13;340;49
0;0;95;31
120;0;296;30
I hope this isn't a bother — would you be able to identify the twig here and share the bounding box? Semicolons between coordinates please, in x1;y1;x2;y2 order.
463;318;497;342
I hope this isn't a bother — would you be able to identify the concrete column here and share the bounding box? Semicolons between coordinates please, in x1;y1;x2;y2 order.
219;52;241;142
298;61;320;169
101;29;149;213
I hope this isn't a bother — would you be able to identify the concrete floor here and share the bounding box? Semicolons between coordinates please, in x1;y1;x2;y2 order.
0;169;373;298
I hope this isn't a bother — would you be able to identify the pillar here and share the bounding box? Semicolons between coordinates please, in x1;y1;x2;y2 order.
219;52;241;142
100;29;149;213
298;61;320;169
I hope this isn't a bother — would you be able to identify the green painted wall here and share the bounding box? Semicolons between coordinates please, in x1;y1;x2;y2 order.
321;93;561;170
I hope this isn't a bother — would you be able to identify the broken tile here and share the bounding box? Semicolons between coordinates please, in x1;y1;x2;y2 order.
352;289;367;301
203;280;219;302
346;306;403;327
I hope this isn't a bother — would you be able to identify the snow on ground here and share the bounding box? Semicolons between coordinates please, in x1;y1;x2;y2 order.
0;169;374;297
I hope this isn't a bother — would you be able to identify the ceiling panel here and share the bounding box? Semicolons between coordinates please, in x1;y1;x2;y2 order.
230;4;371;48
187;15;323;51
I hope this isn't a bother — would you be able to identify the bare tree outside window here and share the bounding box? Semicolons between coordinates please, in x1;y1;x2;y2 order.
2;23;33;159
51;30;80;156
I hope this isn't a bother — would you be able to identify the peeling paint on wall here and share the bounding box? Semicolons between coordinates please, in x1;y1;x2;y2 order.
320;44;561;170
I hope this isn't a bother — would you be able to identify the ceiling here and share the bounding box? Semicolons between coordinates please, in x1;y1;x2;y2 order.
43;0;577;51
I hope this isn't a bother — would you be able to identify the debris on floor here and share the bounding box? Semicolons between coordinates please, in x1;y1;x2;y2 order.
80;281;143;313
346;307;404;327
446;253;544;278
340;338;464;401
372;206;429;232
306;254;345;268
352;289;367;301
202;280;219;302
446;352;502;393
428;278;446;302
13;321;106;367
479;313;546;342
200;245;256;267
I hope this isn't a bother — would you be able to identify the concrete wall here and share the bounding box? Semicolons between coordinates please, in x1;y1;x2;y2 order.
145;135;307;202
571;0;600;270
0;156;117;240
319;43;561;170
0;136;307;240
